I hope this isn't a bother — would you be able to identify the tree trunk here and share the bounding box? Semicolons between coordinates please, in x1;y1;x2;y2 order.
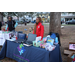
49;12;61;35
17;16;19;20
0;12;3;21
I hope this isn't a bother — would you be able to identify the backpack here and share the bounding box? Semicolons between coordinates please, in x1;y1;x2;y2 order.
48;32;61;46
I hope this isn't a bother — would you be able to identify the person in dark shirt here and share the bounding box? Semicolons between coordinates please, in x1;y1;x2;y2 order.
0;21;2;30
5;16;18;31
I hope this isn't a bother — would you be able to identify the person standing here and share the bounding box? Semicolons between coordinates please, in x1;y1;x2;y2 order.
33;17;44;40
5;16;18;31
0;21;2;30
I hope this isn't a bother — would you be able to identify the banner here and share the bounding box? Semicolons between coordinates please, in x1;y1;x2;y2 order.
0;34;5;45
0;33;10;46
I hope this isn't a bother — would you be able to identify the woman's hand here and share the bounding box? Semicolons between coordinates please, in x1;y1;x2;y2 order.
34;23;37;34
34;23;37;26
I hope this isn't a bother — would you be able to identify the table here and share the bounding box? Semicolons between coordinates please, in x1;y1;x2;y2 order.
0;31;11;46
0;40;62;62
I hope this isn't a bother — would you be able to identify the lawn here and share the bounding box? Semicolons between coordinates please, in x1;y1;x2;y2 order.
43;23;49;25
62;24;75;26
43;23;75;26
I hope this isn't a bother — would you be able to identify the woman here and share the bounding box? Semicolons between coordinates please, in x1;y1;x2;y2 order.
33;17;44;40
0;21;2;30
5;16;18;31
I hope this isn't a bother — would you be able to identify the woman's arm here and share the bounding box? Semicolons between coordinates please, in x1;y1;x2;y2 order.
33;29;34;34
5;24;8;30
14;22;18;28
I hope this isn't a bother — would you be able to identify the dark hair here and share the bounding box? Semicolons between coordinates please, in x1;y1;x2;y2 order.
7;16;12;20
37;17;42;22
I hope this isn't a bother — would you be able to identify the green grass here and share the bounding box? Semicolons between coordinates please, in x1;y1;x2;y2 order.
62;24;75;26
43;23;49;25
43;24;49;25
43;23;75;26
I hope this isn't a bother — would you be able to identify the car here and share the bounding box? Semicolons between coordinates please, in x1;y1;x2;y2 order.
15;20;24;24
31;20;43;23
15;19;27;25
26;19;31;23
31;20;36;23
2;21;5;25
66;20;75;24
61;20;64;24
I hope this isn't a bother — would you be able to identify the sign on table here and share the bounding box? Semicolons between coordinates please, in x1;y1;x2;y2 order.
0;31;11;46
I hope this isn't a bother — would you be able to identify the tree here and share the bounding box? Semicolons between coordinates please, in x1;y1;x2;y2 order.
16;12;27;20
0;12;28;21
36;12;40;17
49;12;61;35
0;12;17;21
0;12;3;21
27;12;36;21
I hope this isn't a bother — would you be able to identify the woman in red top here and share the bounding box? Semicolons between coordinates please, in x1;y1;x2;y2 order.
33;17;44;40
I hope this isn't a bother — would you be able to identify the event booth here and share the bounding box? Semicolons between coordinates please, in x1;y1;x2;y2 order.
0;30;62;62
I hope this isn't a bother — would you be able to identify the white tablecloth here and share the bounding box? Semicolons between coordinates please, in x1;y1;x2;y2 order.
0;31;11;46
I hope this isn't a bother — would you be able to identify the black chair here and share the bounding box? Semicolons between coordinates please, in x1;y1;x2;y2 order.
17;31;23;38
15;33;27;44
48;32;61;46
18;31;23;33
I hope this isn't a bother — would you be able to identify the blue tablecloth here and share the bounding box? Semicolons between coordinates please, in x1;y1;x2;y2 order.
0;40;62;62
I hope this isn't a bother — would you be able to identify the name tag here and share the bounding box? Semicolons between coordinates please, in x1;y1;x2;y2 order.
38;26;40;28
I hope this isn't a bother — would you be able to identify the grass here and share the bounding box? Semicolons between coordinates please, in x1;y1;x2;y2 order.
62;24;75;26
44;24;75;26
43;23;49;25
43;23;75;26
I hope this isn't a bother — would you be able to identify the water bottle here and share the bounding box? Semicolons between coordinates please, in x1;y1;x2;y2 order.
15;32;18;40
55;37;58;43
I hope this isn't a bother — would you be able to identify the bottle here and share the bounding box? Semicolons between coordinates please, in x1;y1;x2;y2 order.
15;32;18;40
55;37;58;44
9;33;11;39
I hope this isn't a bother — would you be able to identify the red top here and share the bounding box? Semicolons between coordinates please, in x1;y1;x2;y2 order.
33;22;44;40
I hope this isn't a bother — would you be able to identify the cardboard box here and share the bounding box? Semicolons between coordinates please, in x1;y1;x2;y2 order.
64;50;75;55
67;52;75;62
33;40;44;47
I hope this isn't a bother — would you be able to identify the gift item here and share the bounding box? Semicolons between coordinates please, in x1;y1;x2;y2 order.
71;54;75;62
50;33;56;40
36;36;41;42
55;37;58;43
43;37;47;43
73;58;75;62
0;31;2;33
2;31;10;33
40;43;46;48
71;55;75;59
47;38;54;45
33;41;37;47
54;37;59;45
41;40;44;44
45;43;56;51
33;41;40;47
47;35;50;38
